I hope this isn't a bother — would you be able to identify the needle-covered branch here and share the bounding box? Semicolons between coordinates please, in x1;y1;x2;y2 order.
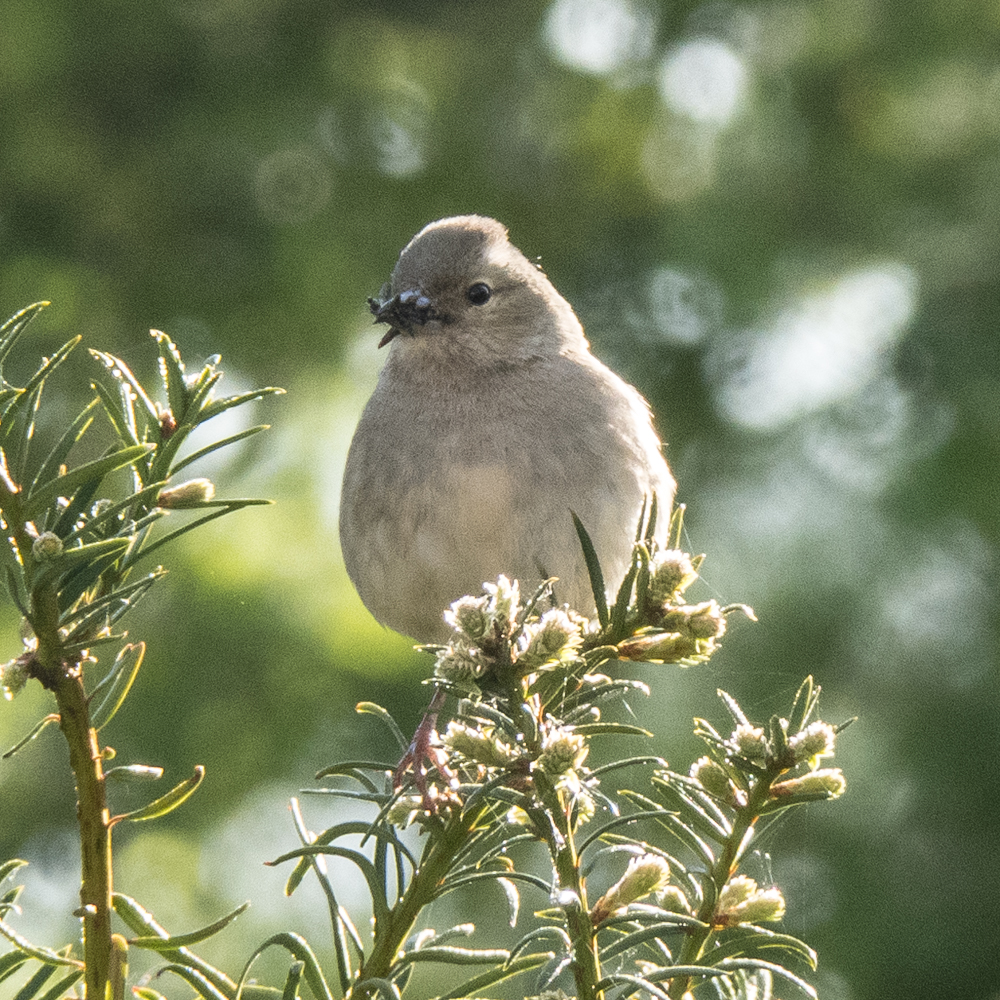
0;303;281;1000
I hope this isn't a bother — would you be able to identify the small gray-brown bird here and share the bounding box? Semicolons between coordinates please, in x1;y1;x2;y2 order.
340;215;675;642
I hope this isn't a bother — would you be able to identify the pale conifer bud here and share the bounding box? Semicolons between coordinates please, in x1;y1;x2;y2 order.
687;600;727;639
537;727;588;775
32;532;63;561
483;575;520;630
647;549;699;603
1;658;29;699
591;854;671;924
716;875;786;925
157;478;215;508
788;721;837;767
518;609;583;669
433;641;487;684
660;600;726;640
442;721;520;768
444;595;491;639
690;756;733;799
732;723;768;760
771;768;846;801
657;885;692;914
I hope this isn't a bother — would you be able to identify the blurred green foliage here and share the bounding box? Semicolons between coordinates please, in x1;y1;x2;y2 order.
2;1;999;998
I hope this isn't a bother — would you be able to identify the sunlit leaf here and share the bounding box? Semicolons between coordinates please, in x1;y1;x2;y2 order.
131;987;168;1000
0;951;30;985
171;424;272;476
112;765;204;824
572;510;608;628
0;860;28;884
2;715;60;760
63;570;163;640
30;537;130;589
716;689;749;728
90;378;142;451
650;812;716;869
714;957;817;998
33;968;85;1000
498;876;519;927
704;925;817;968
0;918;83;968
90;642;146;731
266;845;389;927
432;868;551;901
29;399;99;497
288;800;358;996
196;386;285;425
151;331;188;423
589;754;666;777
598;917;708;963
235;933;333;1000
310;762;386;793
59;483;167;547
651;773;730;842
571;722;652;738
129;902;249;951
609;545;640;637
279;961;304;1000
111;893;238;996
89;349;160;428
0;303;49;373
352;703;409;754
154;965;230;1000
105;765;164;782
20;337;81;398
507;925;572;964
8;960;58;1000
126;501;271;566
23;445;153;519
428;951;553;1000
787;676;819;735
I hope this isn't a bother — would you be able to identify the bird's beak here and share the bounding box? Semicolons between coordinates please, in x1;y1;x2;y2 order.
368;288;440;348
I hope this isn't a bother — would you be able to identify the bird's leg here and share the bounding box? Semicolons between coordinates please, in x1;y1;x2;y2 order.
394;686;457;810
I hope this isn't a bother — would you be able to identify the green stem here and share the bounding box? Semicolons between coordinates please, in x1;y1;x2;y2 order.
668;776;776;1000
534;773;601;1000
55;671;112;1000
504;676;601;999
354;800;489;994
31;584;114;1000
3;475;114;1000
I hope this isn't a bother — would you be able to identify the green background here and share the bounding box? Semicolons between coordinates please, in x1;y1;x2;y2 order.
2;1;998;998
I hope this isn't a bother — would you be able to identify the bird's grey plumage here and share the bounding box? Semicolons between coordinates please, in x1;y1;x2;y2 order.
340;215;675;642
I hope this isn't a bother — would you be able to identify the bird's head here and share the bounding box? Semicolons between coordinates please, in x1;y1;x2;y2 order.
368;215;584;361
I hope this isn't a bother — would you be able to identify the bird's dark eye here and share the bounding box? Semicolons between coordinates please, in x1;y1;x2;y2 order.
467;282;492;306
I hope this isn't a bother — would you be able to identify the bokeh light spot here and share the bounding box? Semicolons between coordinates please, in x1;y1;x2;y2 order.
543;0;655;75
712;264;918;430
647;266;725;345
868;524;994;690
371;116;425;177
658;38;748;124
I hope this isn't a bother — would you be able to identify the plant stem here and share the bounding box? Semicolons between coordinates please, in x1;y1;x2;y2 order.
5;469;114;1000
535;774;601;1000
57;674;113;1000
354;800;489;994
667;775;775;999
35;606;113;999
